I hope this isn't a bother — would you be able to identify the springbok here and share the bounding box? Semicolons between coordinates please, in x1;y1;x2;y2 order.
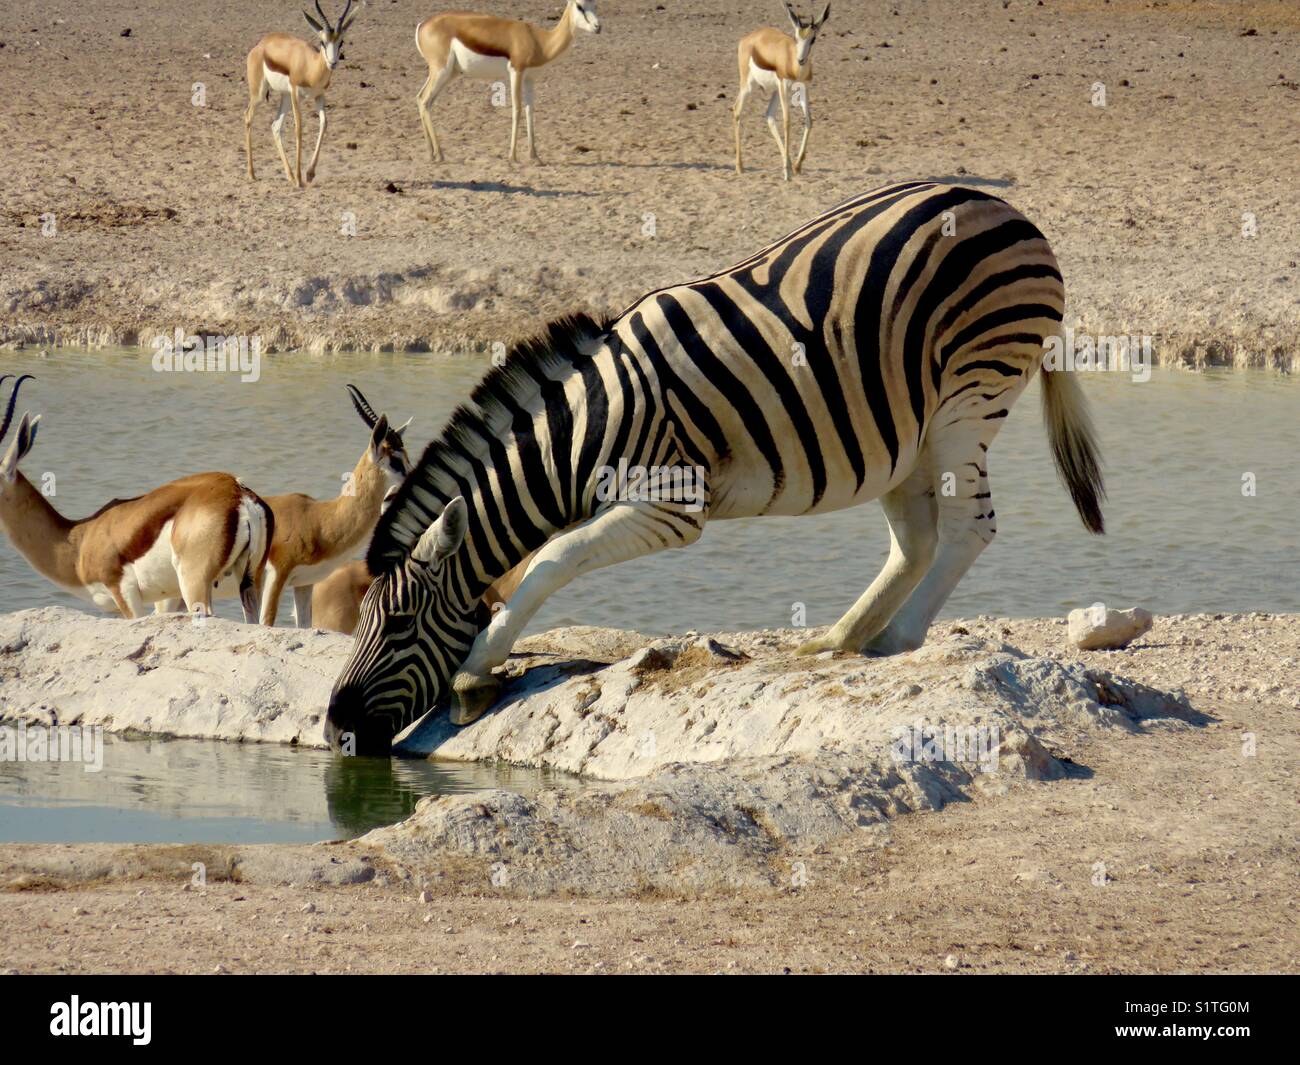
0;375;273;621
734;2;831;181
311;551;531;636
414;0;601;165
259;386;411;627
244;0;358;187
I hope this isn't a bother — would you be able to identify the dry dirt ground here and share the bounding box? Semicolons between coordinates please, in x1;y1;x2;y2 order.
0;614;1295;975
0;0;1297;364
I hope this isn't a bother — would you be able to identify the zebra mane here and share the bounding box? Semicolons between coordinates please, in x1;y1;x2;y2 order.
366;311;615;575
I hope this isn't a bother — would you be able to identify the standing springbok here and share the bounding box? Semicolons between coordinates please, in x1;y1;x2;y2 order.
245;1;358;187
0;375;274;621
311;548;531;636
414;0;601;165
259;386;412;627
734;2;831;181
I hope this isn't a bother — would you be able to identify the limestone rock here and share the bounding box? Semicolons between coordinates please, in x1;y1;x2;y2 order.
1067;604;1154;650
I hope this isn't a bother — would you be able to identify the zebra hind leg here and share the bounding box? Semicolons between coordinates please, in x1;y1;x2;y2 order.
796;460;938;656
863;430;999;656
449;498;707;725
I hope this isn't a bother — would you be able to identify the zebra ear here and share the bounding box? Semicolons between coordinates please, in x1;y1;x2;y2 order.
411;497;468;567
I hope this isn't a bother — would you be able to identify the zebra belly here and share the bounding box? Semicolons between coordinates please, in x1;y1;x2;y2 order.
706;445;913;520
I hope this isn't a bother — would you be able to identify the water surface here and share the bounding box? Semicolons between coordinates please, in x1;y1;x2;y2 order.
0;733;576;844
1;349;1295;629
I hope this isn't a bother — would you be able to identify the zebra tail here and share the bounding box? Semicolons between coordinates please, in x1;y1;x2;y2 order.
1040;360;1106;535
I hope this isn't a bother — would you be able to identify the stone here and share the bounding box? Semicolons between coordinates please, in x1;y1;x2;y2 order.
1067;604;1154;650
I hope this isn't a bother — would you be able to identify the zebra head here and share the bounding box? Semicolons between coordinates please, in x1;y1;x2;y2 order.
783;2;830;66
325;496;489;754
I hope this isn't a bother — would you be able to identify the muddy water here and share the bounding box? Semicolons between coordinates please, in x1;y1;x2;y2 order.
0;350;1297;630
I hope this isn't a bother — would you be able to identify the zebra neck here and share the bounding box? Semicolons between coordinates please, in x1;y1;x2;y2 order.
448;369;598;604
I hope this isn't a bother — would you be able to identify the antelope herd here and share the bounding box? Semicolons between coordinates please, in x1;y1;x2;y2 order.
3;3;839;630
0;374;409;637
244;0;829;183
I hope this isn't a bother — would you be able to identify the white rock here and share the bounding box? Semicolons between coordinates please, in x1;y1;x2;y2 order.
1067;604;1153;650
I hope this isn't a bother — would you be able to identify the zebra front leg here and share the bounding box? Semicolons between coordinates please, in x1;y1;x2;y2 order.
796;461;938;656
864;438;999;656
450;500;706;725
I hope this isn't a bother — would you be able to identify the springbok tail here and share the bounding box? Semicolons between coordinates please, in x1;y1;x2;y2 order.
1041;359;1106;535
235;487;274;622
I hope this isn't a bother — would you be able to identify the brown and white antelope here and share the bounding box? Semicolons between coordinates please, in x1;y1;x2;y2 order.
311;550;531;636
414;0;601;165
734;2;831;181
259;386;412;628
0;375;274;621
244;1;358;187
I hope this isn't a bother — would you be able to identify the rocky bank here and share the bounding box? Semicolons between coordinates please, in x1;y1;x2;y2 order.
0;606;1219;894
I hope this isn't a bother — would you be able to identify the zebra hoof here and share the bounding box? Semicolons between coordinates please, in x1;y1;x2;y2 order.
794;634;838;657
449;674;501;726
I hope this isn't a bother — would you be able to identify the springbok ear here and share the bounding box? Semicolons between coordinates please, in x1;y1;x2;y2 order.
783;1;801;30
303;9;325;32
340;12;357;33
0;412;40;484
369;413;390;458
393;416;413;439
816;2;831;27
411;497;468;567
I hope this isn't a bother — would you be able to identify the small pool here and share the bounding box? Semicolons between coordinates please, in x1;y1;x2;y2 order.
0;733;579;845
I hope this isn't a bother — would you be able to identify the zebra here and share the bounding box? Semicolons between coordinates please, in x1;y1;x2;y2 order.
326;181;1104;754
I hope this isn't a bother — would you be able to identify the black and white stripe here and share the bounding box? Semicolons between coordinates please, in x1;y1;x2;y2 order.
327;182;1103;751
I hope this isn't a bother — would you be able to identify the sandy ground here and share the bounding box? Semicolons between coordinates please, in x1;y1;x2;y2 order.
1;613;1295;975
0;0;1297;365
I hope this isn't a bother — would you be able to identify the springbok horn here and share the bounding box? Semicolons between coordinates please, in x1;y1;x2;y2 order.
315;0;333;33
338;0;354;30
0;374;33;443
346;384;380;429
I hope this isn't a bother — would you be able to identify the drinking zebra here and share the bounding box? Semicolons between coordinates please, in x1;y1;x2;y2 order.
326;181;1104;753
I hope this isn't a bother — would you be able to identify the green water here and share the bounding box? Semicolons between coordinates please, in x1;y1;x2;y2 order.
0;733;577;844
